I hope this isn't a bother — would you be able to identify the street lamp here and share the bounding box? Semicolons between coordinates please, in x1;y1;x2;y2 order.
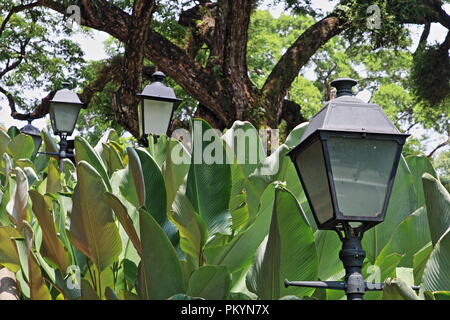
137;71;181;145
285;78;415;300
47;82;84;170
19;120;42;158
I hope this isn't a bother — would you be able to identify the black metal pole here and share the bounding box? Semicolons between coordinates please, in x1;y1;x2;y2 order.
339;235;366;300
59;134;68;172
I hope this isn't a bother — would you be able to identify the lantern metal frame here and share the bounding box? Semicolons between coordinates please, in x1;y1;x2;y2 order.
136;71;182;144
19;120;43;158
49;82;85;136
285;78;416;300
289;129;408;231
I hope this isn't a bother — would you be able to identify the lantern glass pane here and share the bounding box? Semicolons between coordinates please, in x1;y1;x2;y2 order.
328;137;398;218
142;99;174;136
50;103;81;134
296;139;334;224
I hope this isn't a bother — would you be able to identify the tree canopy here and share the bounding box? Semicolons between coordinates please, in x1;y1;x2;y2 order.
0;0;449;148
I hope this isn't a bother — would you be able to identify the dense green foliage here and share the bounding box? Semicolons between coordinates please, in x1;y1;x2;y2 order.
0;120;449;300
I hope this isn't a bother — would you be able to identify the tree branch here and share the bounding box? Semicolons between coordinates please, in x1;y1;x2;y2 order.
261;13;348;124
428;139;449;158
0;2;40;37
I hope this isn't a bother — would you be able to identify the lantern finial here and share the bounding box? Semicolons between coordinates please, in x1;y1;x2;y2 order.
331;78;358;97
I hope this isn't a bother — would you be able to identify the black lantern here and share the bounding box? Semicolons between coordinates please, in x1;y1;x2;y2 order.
19;120;42;158
49;82;84;136
47;82;84;171
137;71;181;140
288;78;409;231
284;79;414;300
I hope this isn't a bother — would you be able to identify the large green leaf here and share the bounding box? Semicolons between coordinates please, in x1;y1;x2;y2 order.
186;266;231;300
0;129;11;159
0;226;22;272
105;192;142;256
412;243;432;285
406;156;437;207
362;156;417;262
422;229;450;292
28;251;52;300
422;173;450;246
69;161;122;272
376;207;431;267
222;121;265;177
74;136;111;192
6;134;34;160
315;230;342;281
170;192;207;268
186;119;232;236
8;167;29;227
382;278;420;300
363;253;403;300
204;184;274;273
138;208;184;300
46;158;61;194
246;186;318;299
163;139;190;213
29;191;69;272
129;148;178;244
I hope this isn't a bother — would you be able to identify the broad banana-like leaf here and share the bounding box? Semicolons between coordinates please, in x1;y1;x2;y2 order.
28;251;52;300
422;173;450;246
382;278;420;300
164;139;191;214
204;184;274;273
94;128;120;154
412;243;432;285
81;279;100;300
314;230;342;281
110;165;139;208
101;143;124;176
186;266;231;300
74;136;111;191
69;161;122;272
362;253;403;300
6;134;34;160
245;123;307;224
138;208;184;300
147;134;170;169
422;228;450;292
41;129;59;154
376;207;431;267
246;186;318;299
363;156;417;263
0;129;11;158
46;158;62;194
7;167;29;227
406;156;437;208
105;192;142;256
170;192;207;268
128;148;178;244
221;121;265;177
0;226;22;272
186;119;232;236
29;190;69;272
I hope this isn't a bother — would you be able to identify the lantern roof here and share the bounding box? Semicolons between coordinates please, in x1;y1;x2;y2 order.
20;121;41;137
300;79;406;144
51;83;84;106
138;71;182;102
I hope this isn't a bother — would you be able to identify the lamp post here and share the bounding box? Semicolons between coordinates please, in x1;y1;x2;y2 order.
137;71;182;146
285;78;416;300
44;82;84;171
19;120;42;158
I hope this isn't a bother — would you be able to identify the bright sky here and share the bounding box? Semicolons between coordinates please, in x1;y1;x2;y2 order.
0;0;448;155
